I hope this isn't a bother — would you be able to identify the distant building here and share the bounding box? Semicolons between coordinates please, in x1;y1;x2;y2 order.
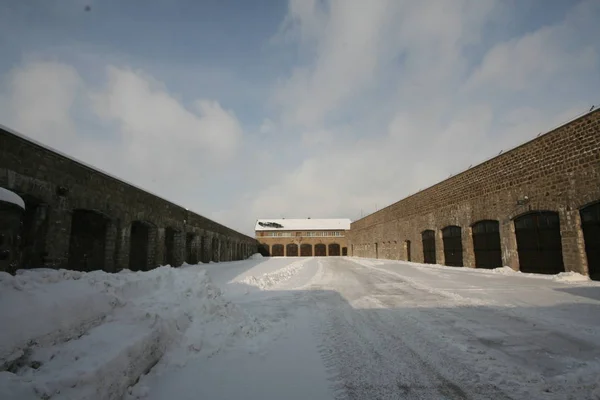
255;218;351;257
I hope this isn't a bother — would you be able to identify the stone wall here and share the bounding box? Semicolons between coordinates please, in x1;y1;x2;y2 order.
349;109;600;276
0;126;258;272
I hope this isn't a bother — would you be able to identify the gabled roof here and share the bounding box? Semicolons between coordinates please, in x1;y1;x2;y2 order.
255;218;351;231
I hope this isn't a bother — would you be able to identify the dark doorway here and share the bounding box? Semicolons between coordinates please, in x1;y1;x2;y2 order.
342;247;348;256
472;220;502;269
200;236;207;263
329;243;340;256
68;210;108;272
272;244;284;257
514;212;564;274
286;243;299;257
375;243;378;259
129;221;150;271
442;226;463;267
315;243;326;256
301;243;312;256
20;195;48;269
581;203;600;280
212;237;219;262
405;240;411;261
422;230;436;264
186;233;196;264
0;199;24;273
259;243;270;256
165;227;177;266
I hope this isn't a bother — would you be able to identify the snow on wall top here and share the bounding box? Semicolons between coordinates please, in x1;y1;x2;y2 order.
0;187;25;210
255;218;351;231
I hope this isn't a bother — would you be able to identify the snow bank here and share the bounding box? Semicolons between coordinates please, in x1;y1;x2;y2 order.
0;265;267;400
0;187;25;209
552;271;590;283
238;259;308;290
248;253;264;260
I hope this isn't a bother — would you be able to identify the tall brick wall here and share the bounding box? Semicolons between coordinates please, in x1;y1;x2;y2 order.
0;126;258;272
349;109;600;276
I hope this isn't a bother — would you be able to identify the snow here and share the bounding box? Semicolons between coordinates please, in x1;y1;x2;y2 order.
0;187;25;209
254;218;351;231
2;257;600;399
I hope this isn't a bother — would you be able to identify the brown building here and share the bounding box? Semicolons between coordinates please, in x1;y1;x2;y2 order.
256;219;351;257
348;108;600;280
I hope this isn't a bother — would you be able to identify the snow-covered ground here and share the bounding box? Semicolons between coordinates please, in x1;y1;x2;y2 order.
2;256;600;399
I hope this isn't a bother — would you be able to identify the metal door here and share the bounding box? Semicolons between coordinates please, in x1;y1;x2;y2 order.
472;220;502;269
286;243;298;257
422;230;436;264
442;226;463;267
315;243;326;256
272;244;284;257
581;203;600;280
514;212;564;274
301;243;312;256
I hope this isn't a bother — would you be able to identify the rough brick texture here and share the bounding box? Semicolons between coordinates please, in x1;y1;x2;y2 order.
349;109;600;276
0;126;258;272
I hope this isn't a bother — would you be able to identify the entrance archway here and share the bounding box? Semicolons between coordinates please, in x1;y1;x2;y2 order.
581;203;600;280
514;212;564;274
300;243;312;256
472;220;502;269
328;243;340;256
422;230;436;264
272;244;284;257
315;243;326;256
68;209;108;272
129;221;151;271
442;226;463;267
342;247;348;256
286;243;298;257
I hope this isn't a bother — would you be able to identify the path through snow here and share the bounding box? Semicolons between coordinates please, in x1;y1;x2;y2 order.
2;257;600;399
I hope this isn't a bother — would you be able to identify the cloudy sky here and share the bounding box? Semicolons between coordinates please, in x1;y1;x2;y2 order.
1;0;599;236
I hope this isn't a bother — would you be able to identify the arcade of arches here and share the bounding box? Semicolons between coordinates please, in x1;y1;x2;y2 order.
260;241;348;257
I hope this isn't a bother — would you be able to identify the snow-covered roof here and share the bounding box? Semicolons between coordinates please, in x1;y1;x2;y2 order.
0;187;25;210
255;218;351;231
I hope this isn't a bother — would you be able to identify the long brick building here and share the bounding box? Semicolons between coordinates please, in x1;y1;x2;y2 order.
256;218;351;257
348;108;600;280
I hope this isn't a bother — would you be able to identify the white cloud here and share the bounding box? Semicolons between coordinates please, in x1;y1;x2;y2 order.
0;61;83;145
1;61;244;218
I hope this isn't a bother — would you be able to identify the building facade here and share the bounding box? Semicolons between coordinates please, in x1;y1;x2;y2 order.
348;108;600;280
256;219;351;257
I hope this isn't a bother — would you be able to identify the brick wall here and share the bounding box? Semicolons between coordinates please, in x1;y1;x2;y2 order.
0;126;258;272
349;109;600;275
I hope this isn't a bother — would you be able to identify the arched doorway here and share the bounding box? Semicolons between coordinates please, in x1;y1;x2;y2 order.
259;243;270;256
165;227;178;266
272;244;284;257
581;203;600;280
212;237;219;262
328;243;340;256
68;209;108;272
300;243;312;256
442;226;463;267
405;240;411;261
286;243;299;257
514;212;564;274
186;233;197;264
129;221;152;271
472;220;502;269
342;247;348;256
19;194;48;269
315;243;326;257
422;230;436;264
